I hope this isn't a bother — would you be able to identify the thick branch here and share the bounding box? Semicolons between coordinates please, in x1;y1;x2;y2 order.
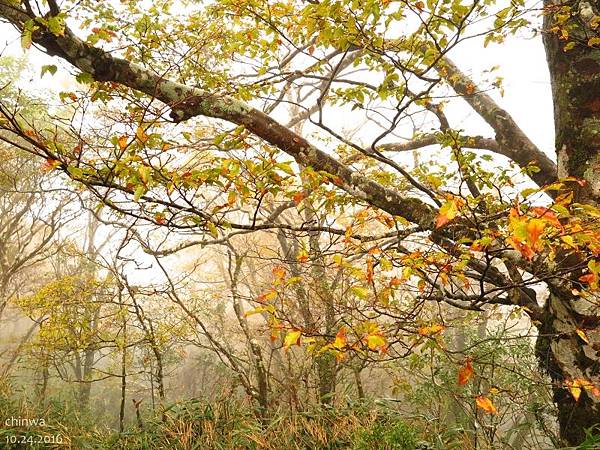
0;2;437;229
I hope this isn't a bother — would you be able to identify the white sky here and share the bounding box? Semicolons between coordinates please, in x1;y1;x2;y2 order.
0;10;554;159
449;31;554;159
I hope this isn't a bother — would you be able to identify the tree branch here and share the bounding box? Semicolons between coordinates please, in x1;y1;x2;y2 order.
378;133;502;154
0;2;437;230
438;57;557;187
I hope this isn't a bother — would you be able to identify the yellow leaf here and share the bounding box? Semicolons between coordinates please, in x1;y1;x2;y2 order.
244;306;265;318
588;37;600;47
351;286;370;299
366;333;386;351
136;126;148;144
576;328;590;344
138;165;150;184
476;396;497;414
418;324;445;336
244;305;274;318
257;290;278;302
567;379;583;401
227;190;237;206
283;330;301;349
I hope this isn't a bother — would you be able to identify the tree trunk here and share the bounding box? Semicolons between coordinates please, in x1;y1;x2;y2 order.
536;289;600;446
544;0;600;204
541;0;600;445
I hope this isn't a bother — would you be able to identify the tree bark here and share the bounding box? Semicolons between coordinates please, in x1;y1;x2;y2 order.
544;0;600;204
540;0;600;445
536;289;600;445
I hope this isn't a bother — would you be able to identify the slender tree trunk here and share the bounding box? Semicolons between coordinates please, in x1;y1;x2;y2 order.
305;206;337;406
79;347;95;406
37;356;49;404
542;0;600;445
353;367;365;400
223;253;270;419
119;318;127;433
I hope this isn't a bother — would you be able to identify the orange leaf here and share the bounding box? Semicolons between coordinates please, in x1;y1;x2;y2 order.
118;135;128;150
526;218;546;250
333;327;347;349
530;206;562;229
292;191;306;205
270;330;279;343
136;126;148;144
458;359;474;385
297;251;309;263
476;396;497;414
41;159;60;172
366;255;374;283
272;266;286;279
389;277;402;287
506;236;535;260
579;273;597;285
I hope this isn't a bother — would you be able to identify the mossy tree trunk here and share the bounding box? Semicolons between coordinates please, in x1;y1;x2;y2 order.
540;0;600;444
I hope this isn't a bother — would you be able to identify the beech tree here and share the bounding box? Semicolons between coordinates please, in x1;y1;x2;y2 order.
0;0;599;445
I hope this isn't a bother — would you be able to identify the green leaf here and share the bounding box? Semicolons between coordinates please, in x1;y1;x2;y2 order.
207;221;219;238
21;30;32;50
76;72;94;84
41;65;57;77
351;286;370;299
67;166;83;178
133;185;146;202
47;15;65;36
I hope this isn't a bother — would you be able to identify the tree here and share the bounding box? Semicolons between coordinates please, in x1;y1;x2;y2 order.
0;0;599;445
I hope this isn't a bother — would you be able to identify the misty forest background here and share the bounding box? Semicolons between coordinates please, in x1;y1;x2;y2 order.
0;0;599;449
